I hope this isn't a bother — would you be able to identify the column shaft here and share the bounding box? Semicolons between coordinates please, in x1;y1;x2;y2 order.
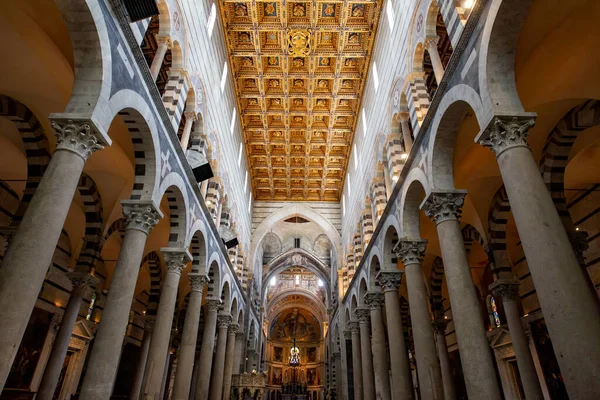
436;219;501;399
172;276;206;400
400;117;413;153
0;148;90;389
37;284;85;400
425;40;444;84
357;309;376;400
208;316;230;400
232;336;244;375
369;307;391;400
382;289;414;400
496;144;600;397
144;249;189;399
404;263;444;400
501;295;543;400
194;301;219;400
130;326;152;400
80;202;159;400
350;326;363;400
179;116;195;150
150;39;169;81
222;325;238;400
434;324;455;400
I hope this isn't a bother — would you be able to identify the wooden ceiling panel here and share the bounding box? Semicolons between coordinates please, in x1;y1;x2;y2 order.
219;0;383;201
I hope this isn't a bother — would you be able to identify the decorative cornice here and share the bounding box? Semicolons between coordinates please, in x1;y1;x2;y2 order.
184;111;197;121
122;201;161;234
189;273;209;292
217;314;233;329
364;291;384;310
421;190;466;225
376;270;403;291
161;248;192;275
394;239;427;265
476;115;536;157
206;299;222;312
51;119;105;160
489;279;521;301
355;307;371;323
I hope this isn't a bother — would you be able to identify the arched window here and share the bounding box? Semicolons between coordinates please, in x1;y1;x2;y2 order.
489;295;501;328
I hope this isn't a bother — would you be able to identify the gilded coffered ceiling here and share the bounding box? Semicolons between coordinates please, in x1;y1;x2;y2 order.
218;0;383;201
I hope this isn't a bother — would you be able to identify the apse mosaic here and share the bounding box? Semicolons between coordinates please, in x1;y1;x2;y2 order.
269;307;321;342
218;0;384;201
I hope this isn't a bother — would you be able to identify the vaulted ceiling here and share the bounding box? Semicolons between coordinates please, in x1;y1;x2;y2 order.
218;0;383;201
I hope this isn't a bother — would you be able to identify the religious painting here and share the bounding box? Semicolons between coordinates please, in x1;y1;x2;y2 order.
345;58;358;67
307;347;317;362
292;57;304;67
348;32;360;44
269;308;320;342
241;57;254;67
264;2;277;16
6;308;52;389
306;367;318;385
318;57;330;67
274;346;284;362
322;4;335;17
272;367;283;385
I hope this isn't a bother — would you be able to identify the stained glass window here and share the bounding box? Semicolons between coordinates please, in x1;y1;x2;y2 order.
86;292;96;321
490;296;500;328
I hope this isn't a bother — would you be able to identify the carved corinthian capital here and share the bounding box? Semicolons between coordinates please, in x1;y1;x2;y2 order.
355;307;371;323
189;273;209;292
421;190;467;225
162;248;192;275
476;115;537;157
122;201;162;234
489;279;521;301
376;270;404;291
364;291;384;310
348;320;360;334
395;239;427;265
51;119;105;160
217;314;233;329
206;298;222;312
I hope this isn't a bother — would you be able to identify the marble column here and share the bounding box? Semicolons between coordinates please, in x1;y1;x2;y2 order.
80;201;161;399
194;299;220;400
364;292;391;400
477;115;600;398
333;351;342;397
399;112;413;153
348;322;363;400
233;331;244;375
143;248;191;399
377;271;414;400
172;273;209;400
37;273;97;400
179;112;196;150
208;314;231;400
150;36;171;81
356;307;376;400
222;323;239;400
490;280;543;400
130;319;154;400
0;120;105;389
396;239;444;400
245;349;256;373
422;191;501;399
424;36;444;84
432;318;455;400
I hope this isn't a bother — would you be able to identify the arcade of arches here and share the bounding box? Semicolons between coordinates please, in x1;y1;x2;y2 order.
1;0;600;400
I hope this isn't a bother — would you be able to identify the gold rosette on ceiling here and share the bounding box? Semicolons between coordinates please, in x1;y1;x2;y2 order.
287;29;311;57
